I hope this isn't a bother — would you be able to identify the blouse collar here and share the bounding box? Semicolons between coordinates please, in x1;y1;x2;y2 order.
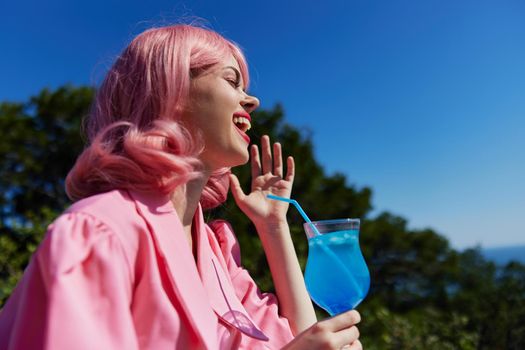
128;190;269;342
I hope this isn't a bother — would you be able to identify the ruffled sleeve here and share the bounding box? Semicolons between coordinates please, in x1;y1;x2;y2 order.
0;212;139;350
209;220;294;348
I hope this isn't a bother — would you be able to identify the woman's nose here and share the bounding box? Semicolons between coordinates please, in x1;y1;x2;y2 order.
241;93;260;114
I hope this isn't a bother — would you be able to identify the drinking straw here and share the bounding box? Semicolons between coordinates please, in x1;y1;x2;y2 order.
267;194;321;236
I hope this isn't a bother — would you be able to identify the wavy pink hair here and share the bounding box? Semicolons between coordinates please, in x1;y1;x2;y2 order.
66;25;249;209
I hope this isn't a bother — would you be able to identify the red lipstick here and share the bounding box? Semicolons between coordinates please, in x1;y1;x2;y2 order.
233;111;251;122
232;111;252;144
234;126;251;143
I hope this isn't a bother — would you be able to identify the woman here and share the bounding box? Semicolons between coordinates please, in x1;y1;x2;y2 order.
0;25;362;349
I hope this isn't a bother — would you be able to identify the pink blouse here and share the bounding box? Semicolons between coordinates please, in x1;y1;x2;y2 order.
0;190;294;349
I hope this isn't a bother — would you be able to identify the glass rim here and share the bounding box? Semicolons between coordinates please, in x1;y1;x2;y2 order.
304;218;360;226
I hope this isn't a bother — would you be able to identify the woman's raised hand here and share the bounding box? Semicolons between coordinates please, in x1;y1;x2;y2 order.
229;135;294;230
230;136;363;349
284;310;362;350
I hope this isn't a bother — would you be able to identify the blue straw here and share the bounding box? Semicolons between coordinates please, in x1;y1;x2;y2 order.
267;194;321;236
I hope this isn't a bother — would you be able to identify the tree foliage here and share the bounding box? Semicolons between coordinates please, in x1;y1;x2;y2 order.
1;86;524;349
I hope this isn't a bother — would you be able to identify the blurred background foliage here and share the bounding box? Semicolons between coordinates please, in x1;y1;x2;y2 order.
1;86;524;349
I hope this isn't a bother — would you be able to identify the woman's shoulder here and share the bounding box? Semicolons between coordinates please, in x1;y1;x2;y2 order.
66;189;134;219
40;210;120;276
42;190;144;273
46;189;135;248
64;189;146;236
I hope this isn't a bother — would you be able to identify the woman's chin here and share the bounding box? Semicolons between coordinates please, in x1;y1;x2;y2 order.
206;150;249;170
230;150;250;168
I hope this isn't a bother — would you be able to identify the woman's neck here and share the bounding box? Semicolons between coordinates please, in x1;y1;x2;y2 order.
170;172;211;250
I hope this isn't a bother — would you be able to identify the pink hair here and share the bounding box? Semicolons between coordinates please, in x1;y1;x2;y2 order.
66;25;250;209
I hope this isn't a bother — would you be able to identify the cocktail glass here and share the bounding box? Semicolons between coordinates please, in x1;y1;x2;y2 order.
303;219;370;316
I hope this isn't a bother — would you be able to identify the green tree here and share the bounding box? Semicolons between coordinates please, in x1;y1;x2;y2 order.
0;86;93;302
1;85;525;349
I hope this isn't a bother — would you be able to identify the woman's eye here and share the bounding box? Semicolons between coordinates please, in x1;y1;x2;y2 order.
226;78;240;88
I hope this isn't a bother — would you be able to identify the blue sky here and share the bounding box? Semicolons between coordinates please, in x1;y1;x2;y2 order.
2;0;524;249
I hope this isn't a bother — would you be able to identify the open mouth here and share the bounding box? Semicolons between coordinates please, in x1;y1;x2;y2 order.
233;116;251;133
232;114;252;144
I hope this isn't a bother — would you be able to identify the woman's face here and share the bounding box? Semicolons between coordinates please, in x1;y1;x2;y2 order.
183;55;259;171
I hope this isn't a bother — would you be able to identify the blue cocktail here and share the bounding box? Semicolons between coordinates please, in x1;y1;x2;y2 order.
304;219;370;315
